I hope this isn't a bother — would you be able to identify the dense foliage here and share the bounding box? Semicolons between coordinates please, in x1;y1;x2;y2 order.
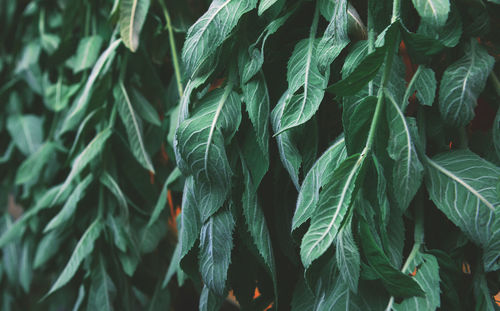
1;0;500;310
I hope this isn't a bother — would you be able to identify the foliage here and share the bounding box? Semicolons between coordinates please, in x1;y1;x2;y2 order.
1;0;500;310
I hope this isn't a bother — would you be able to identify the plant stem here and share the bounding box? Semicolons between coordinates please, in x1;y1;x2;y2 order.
159;0;184;99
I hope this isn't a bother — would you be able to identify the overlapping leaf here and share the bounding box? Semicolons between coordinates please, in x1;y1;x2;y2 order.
119;0;150;52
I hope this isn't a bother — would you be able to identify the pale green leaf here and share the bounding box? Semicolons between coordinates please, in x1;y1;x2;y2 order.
425;150;500;249
119;0;150;52
199;285;224;311
34;229;65;268
199;208;235;296
7;114;43;155
258;0;279;15
86;256;116;311
47;219;103;295
44;81;80;112
73;35;104;73
15;142;55;185
182;0;257;78
115;83;155;173
45;174;93;233
54;128;112;203
438;39;494;126
335;217;360;293
300;151;367;268
412;0;450;27
293;136;347;230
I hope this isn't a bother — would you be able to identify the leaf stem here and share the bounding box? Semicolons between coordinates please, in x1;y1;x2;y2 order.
159;0;184;99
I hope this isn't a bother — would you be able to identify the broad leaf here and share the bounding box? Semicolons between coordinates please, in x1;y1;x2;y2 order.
182;0;257;78
119;0;150;52
199;208;235;296
293;136;347;230
438;39;494;126
412;0;450;27
115;83;155;173
72;35;104;73
425;150;500;251
7;114;43;155
47;219;103;295
403;66;436;108
300;152;367;268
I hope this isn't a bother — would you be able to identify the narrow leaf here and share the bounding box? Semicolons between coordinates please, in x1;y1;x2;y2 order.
119;0;150;52
15;142;55;185
72;35;104;73
7;114;43;155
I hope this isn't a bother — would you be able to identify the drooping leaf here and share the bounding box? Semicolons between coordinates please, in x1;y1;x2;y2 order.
100;172;128;213
317;0;350;72
54;128;112;202
438;39;494;126
130;88;161;126
412;0;450;27
44;81;80;112
425;150;500;254
15;142;55;185
258;0;279;15
300;152;367;268
344;96;377;155
335;216;360;293
403;66;436;108
494;108;500;160
147;169;181;227
178;176;202;260
86;256;116;311
182;0;257;78
199;285;224;311
7;114;43;155
34;229;65;268
72;35;104;73
115;83;155;173
385;92;424;211
119;0;150;52
293;136;347;230
199;207;235;296
47;219;103;296
359;221;425;299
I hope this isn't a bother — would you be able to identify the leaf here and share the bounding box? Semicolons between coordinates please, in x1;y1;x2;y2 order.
15;142;55;185
86;256;116;311
394;252;441;310
494;108;500;160
438;39;494;126
34;229;65;268
425;150;500;249
241;157;278;299
147;168;181;227
316;0;350;72
271;90;302;189
335;217;360;293
258;0;279;15
119;0;150;52
72;35;104;73
385;91;424;211
178;177;202;260
175;86;240;220
61;39;121;133
47;219;103;296
293;136;347;230
404;66;436;108
344;96;377;154
115;83;155;173
199;207;235;296
45;174;93;233
199;285;224;311
100;172;128;213
44;81;80;112
54;128;112;203
130;88;161;126
412;0;450;27
7;114;43;155
182;0;257;78
300;151;367;268
359;221;425;299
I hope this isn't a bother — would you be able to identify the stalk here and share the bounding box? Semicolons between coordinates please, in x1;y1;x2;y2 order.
159;0;184;99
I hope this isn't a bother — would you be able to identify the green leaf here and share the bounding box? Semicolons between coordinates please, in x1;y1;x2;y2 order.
359;221;425;299
115;83;155;173
344;96;377;154
182;0;257;78
72;35;104;73
472;269;499;311
438;39;494;126
271;90;302;189
34;229;65;268
335;217;360;293
147;168;181;227
175;85;240;220
404;66;436;108
293;136;347;230
199;207;235;296
100;172;128;213
258;0;279;15
54;128;112;202
45;174;93;233
494;108;500;160
425;150;500;250
178;177;202;260
7;114;43;155
394;252;441;310
47;219;103;296
86;256;116;311
119;0;150;52
130;88;161;126
411;0;450;27
44;81;80;112
317;0;350;72
15;142;55;185
300;152;367;268
385;92;424;211
61;39;121;133
199;285;224;311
